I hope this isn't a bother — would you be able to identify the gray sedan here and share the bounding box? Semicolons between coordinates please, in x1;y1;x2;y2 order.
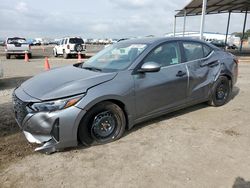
13;37;238;154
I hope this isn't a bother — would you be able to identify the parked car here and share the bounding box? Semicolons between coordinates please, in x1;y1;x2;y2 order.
13;37;238;154
5;37;32;59
0;40;5;46
53;37;86;59
210;40;238;50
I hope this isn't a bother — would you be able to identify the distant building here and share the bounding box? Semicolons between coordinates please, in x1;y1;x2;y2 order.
165;31;241;47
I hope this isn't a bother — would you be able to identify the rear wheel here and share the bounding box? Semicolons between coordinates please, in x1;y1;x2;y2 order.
78;102;126;146
6;54;10;59
208;76;231;106
28;53;32;59
63;50;68;59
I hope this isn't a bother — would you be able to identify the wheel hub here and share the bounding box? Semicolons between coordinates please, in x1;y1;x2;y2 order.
92;111;115;138
216;83;228;100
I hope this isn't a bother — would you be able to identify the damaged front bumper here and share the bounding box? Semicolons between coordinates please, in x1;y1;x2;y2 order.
13;89;85;154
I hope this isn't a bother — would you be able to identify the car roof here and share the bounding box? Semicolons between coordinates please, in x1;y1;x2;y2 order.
118;37;219;50
118;37;210;45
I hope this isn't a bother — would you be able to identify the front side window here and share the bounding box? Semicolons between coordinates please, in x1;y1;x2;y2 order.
82;43;147;72
183;42;204;61
143;42;181;67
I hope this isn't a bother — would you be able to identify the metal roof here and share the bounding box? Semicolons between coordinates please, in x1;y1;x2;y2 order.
176;0;250;17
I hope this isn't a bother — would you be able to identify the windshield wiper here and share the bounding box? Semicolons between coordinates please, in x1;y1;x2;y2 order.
82;66;102;72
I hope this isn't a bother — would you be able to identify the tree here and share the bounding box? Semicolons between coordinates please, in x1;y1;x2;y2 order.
232;29;250;39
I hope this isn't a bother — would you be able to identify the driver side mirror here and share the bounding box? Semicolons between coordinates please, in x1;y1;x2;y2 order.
138;62;161;73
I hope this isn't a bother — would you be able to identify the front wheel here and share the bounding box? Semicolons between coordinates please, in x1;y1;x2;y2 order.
6;54;10;59
78;102;126;146
208;76;231;106
53;49;58;57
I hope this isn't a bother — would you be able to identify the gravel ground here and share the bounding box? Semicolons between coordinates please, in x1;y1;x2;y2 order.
0;46;250;188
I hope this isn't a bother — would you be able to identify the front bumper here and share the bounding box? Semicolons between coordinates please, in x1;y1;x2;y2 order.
13;89;86;154
67;50;86;55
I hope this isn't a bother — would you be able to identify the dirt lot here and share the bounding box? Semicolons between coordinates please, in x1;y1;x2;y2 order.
0;46;250;188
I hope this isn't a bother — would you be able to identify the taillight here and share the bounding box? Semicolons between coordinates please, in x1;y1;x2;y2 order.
234;58;239;76
67;45;70;49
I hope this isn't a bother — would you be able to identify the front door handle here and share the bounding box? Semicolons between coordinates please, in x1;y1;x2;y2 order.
176;71;186;77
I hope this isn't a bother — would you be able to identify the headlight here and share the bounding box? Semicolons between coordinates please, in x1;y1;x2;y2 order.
28;95;83;112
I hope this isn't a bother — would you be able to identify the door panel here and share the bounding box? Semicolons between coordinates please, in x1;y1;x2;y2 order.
134;41;188;119
182;42;220;101
186;60;210;100
134;64;188;118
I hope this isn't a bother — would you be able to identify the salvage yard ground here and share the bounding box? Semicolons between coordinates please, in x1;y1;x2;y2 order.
0;46;250;188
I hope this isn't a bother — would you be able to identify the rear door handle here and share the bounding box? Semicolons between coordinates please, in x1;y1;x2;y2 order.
176;71;186;77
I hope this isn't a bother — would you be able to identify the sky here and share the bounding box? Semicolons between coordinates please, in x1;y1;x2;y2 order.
0;0;249;39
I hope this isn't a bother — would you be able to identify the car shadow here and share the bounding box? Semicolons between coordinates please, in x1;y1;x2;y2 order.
125;86;240;137
0;76;31;90
231;86;240;100
0;102;19;137
233;177;250;188
124;102;209;137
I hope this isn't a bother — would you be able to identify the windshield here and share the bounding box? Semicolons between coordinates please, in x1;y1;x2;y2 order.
82;43;147;72
69;38;84;44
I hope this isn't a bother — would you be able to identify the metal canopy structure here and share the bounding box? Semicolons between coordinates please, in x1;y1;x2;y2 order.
174;0;249;51
176;0;250;17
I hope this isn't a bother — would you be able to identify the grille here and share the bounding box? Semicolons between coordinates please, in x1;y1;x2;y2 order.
13;93;28;126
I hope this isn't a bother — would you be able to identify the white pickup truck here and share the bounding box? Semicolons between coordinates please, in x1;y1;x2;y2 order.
5;37;32;59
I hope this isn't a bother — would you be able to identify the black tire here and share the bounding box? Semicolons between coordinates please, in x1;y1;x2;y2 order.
6;54;10;59
53;49;58;57
28;53;32;59
74;44;83;52
208;76;231;107
78;102;126;146
63;50;68;59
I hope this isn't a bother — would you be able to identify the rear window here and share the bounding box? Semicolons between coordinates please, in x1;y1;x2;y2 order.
69;38;84;44
7;38;26;44
183;42;204;61
203;45;213;57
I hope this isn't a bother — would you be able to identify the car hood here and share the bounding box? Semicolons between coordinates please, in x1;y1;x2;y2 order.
20;65;117;101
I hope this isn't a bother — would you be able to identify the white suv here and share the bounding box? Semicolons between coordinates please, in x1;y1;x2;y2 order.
53;37;86;59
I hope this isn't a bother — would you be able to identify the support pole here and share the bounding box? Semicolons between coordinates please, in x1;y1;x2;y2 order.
183;10;186;37
225;11;231;46
240;9;248;51
200;0;207;40
173;16;176;37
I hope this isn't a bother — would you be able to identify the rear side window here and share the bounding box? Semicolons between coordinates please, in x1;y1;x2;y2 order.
61;39;65;45
203;44;213;57
183;42;203;61
143;42;181;67
65;39;68;44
